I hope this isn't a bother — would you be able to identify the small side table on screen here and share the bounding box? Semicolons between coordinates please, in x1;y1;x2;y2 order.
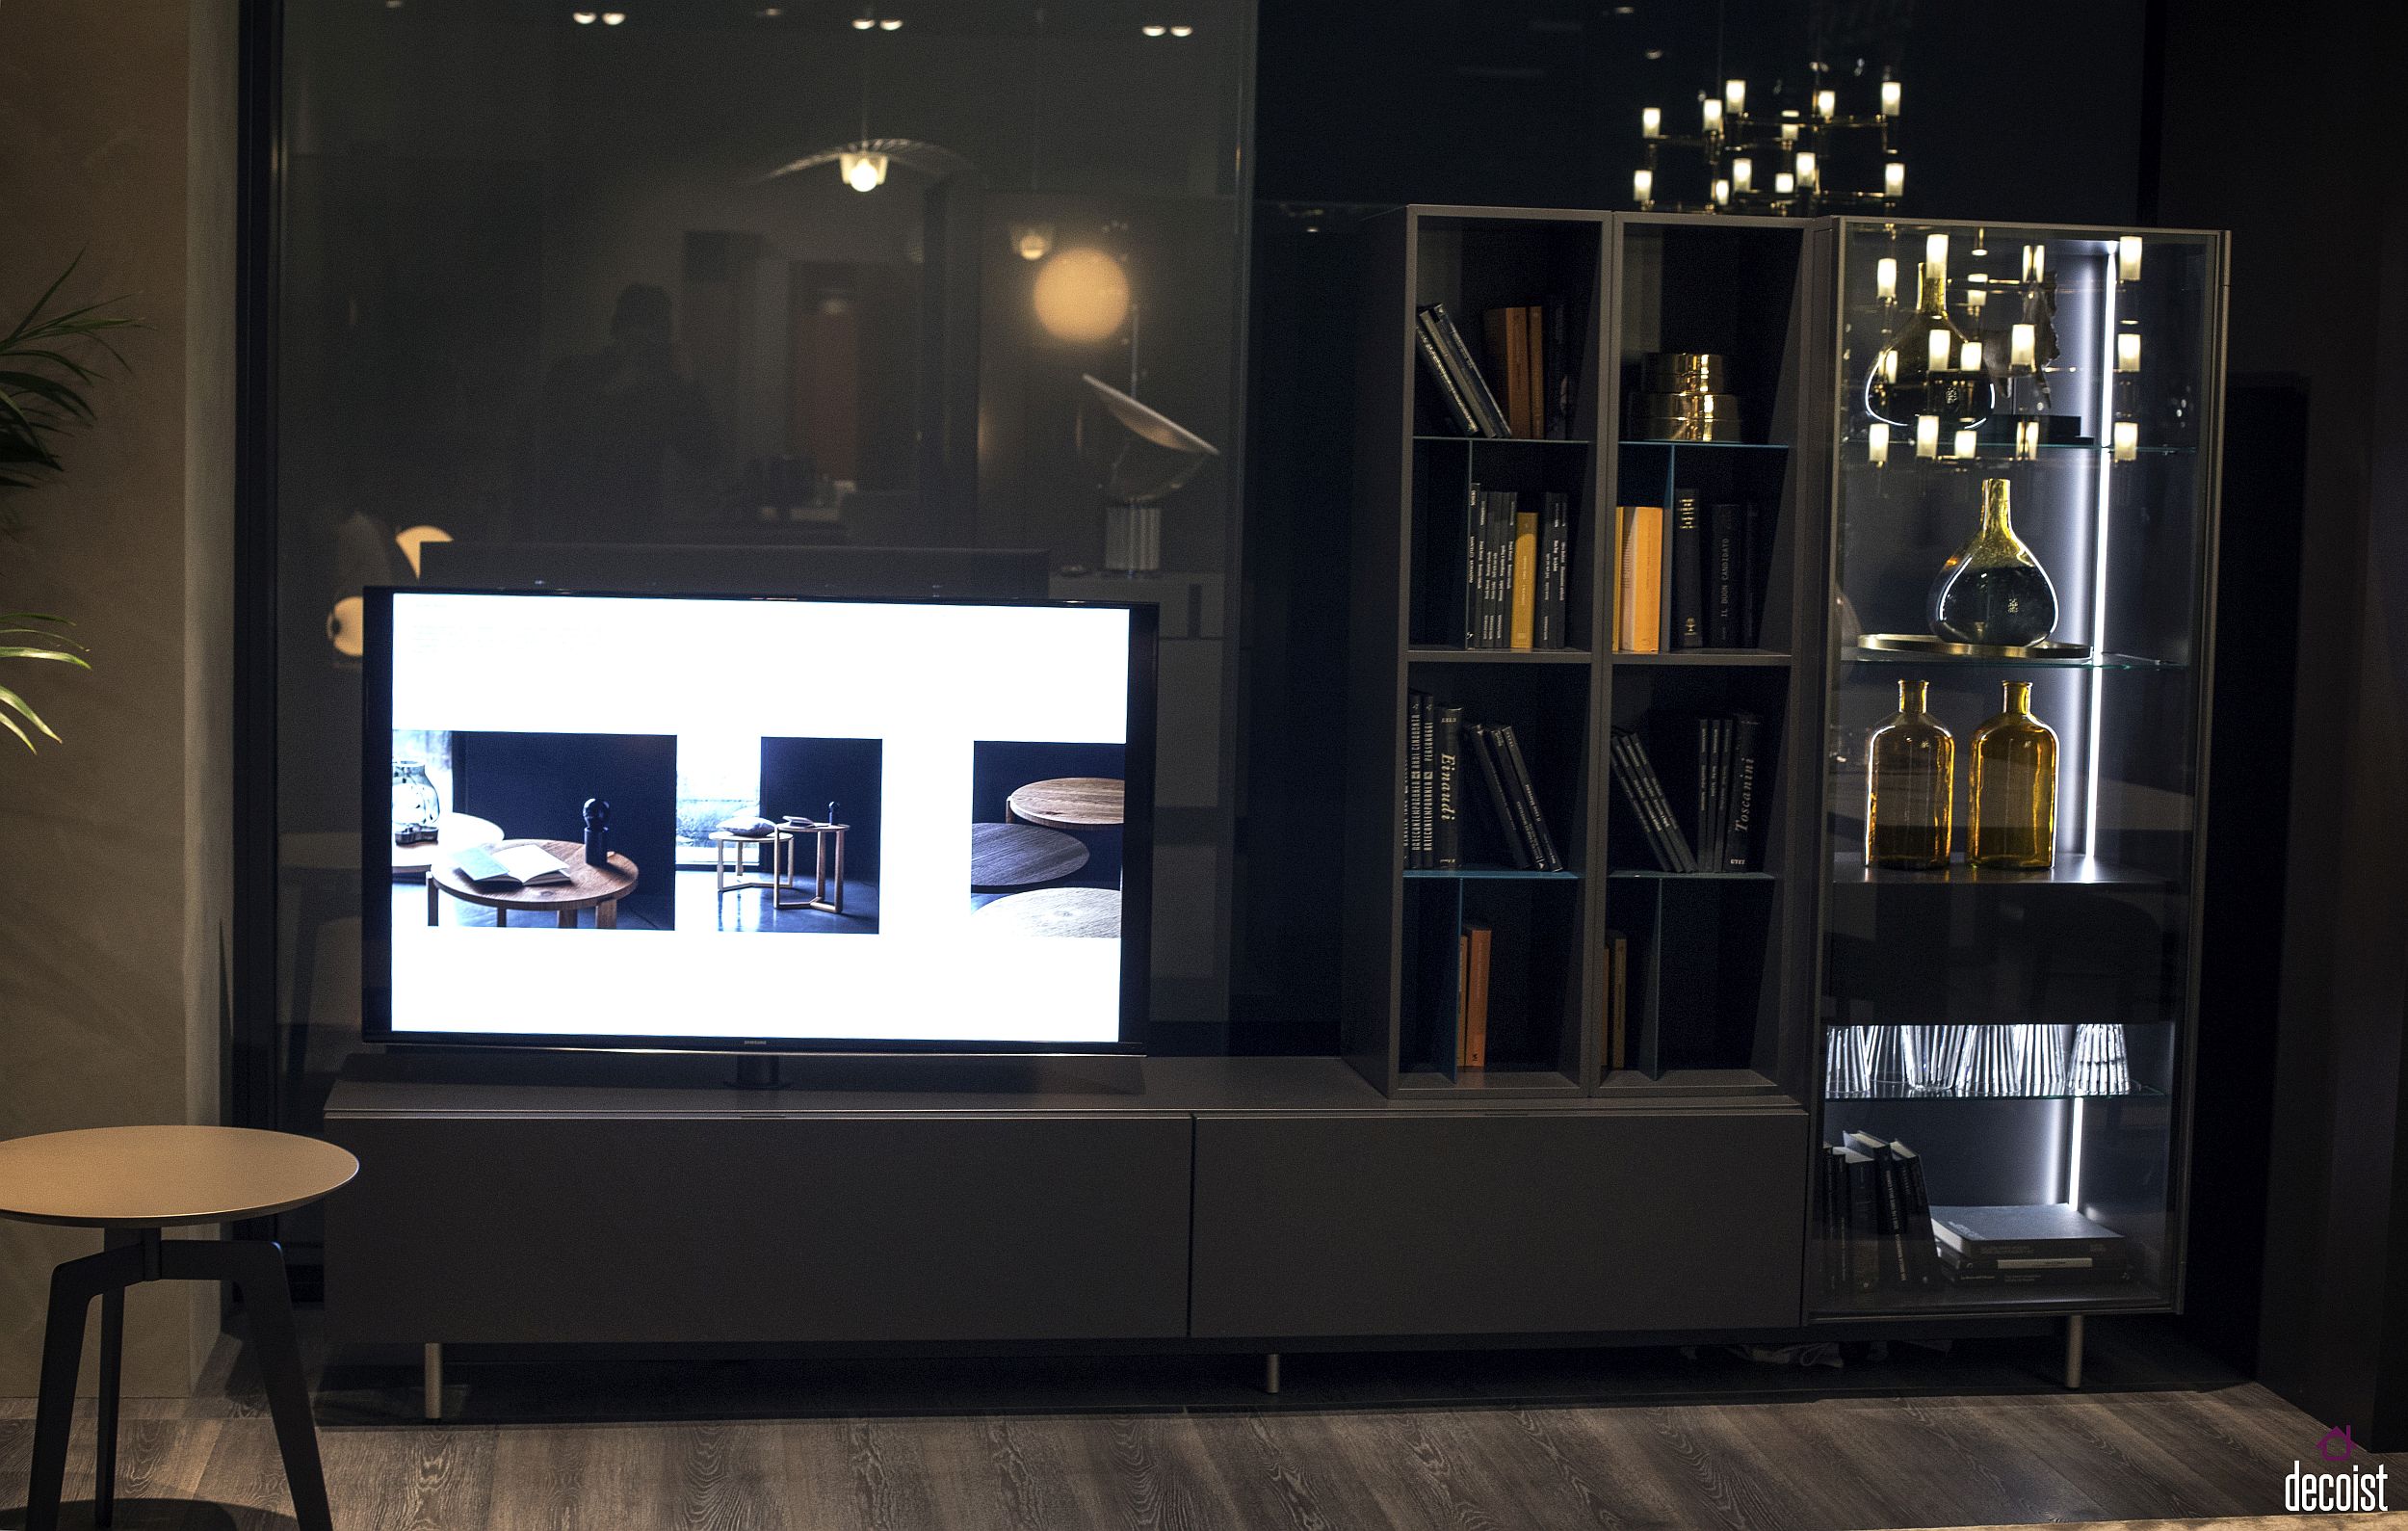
773;821;849;914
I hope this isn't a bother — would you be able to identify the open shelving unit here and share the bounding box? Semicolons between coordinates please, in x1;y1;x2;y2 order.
1350;205;2223;1342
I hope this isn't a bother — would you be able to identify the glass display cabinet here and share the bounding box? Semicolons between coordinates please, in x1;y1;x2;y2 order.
1813;220;2225;1318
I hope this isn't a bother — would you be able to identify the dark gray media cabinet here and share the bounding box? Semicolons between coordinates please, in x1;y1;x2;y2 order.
324;1052;1806;1416
327;206;2217;1413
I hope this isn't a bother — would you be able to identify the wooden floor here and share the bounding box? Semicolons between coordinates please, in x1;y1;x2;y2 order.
1;1321;2395;1530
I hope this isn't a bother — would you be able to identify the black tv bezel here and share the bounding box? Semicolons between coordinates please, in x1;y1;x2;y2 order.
360;585;1157;1059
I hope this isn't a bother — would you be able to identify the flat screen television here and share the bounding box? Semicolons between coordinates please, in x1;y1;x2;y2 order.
363;588;1154;1055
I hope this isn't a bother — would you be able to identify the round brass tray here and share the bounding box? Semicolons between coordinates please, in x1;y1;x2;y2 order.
1857;632;2094;660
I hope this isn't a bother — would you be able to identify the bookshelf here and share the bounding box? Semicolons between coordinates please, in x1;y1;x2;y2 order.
1350;207;2221;1346
1348;206;1826;1102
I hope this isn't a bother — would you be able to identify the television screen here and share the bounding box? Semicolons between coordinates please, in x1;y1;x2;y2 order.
364;589;1153;1054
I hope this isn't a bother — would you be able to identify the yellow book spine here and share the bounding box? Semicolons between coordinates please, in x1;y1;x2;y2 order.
1510;511;1538;650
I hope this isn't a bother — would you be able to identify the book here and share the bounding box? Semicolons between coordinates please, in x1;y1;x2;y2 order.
1609;726;1696;872
1845;1131;1916;1290
1888;1138;1945;1286
1708;715;1733;868
1606;930;1629;1070
1543;298;1573;439
451;842;572;887
1839;1148;1882;1293
1522;304;1546;443
1432;704;1464;870
1929;1204;2132;1260
1741;500;1772;647
1466;724;1532;869
1536;492;1570;649
1671;491;1704;649
1414;318;1482;436
1405;691;1427;868
1937;1245;2132;1279
1492;724;1562;872
1482;306;1533;438
1455;930;1471;1066
1460;921;1492;1068
1822;1147;1851;1295
1709;501;1741;647
1422;304;1511;437
1723;712;1762;871
1453;480;1484;647
1483;490;1517;647
1509;509;1538;650
1614;504;1664;652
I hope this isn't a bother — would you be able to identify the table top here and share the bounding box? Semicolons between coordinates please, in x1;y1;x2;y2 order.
0;1126;358;1228
429;838;640;912
974;885;1121;937
970;822;1089;890
392;812;506;878
1007;777;1125;830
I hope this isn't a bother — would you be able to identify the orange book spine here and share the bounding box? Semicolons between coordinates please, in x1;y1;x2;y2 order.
1510;511;1538;650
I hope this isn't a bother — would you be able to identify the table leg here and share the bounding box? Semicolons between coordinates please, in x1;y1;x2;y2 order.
815;832;827;906
164;1241;332;1531
833;831;846;915
558;908;577;929
427;877;439;926
598;899;618;930
95;1253;127;1526
495;907;507;928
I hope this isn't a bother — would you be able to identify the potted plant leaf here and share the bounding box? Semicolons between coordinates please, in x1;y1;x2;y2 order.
0;254;138;750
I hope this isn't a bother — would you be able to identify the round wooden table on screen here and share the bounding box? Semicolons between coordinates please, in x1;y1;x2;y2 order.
1005;777;1125;830
973;885;1121;937
970;822;1089;891
427;838;640;928
0;1126;357;1531
390;812;505;880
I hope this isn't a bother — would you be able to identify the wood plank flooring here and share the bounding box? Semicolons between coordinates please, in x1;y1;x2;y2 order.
3;1322;2399;1530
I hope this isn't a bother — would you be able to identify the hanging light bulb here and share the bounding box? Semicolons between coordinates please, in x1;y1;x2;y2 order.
840;150;889;192
1868;421;1890;465
1633;168;1654;207
1010;224;1055;262
1640;106;1661;139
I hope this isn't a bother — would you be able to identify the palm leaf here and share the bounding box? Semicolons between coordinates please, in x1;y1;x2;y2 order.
0;252;141;496
0;707;33;752
0;684;63;744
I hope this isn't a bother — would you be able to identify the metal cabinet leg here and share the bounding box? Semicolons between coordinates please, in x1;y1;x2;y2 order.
1264;1353;1281;1395
2064;1314;2085;1389
424;1342;444;1421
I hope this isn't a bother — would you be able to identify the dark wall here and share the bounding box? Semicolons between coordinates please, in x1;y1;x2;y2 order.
2153;2;2408;1446
758;737;884;882
452;731;679;929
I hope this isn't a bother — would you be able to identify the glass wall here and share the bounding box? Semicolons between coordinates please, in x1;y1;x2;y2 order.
275;0;1253;1156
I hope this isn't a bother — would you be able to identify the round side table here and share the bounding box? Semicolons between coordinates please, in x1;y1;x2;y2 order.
427;838;639;928
0;1125;357;1531
1005;777;1125;830
973;885;1122;937
970;822;1089;891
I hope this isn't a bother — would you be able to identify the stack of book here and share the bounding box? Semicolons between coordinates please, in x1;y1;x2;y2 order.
1669;489;1776;649
1413;301;1578;439
1616;491;1778;651
1608;716;1765;873
1403;695;1563;872
1822;1131;1944;1294
1929;1203;2135;1289
1435;485;1572;650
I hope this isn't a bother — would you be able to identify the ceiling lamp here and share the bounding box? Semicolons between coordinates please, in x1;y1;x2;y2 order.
878;16;902;28
572;9;596;20
1010;224;1056;262
600;10;624;22
852;13;874;27
1141;23;1165;36
840;150;889;192
1169;24;1192;35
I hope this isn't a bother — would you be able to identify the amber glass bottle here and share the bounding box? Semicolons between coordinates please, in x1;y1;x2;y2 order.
1866;678;1954;869
1968;680;2057;868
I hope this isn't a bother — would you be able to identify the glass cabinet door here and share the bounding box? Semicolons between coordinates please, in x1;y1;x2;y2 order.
1814;220;2222;1314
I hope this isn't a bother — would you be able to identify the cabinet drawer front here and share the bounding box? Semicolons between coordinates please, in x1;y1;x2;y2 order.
327;1115;1192;1343
1191;1110;1805;1337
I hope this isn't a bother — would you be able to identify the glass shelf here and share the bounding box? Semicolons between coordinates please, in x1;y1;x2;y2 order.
1843;647;2186;672
1812;1281;2165;1319
1830;852;2170;887
1404;865;1581;882
1823;1083;2165;1103
1839;441;2196;461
